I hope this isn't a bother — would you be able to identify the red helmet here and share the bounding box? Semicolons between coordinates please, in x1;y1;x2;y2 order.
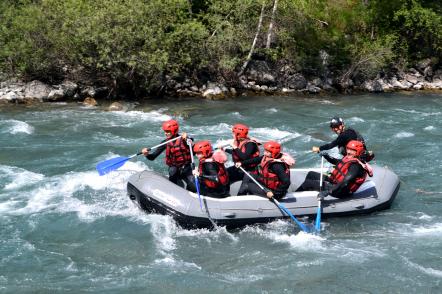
232;123;249;139
162;119;179;135
346;140;365;157
193;140;213;158
264;141;281;158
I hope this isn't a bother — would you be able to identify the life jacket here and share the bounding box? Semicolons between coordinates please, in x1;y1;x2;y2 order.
199;157;229;189
232;138;260;169
165;136;191;167
257;155;290;191
329;156;373;193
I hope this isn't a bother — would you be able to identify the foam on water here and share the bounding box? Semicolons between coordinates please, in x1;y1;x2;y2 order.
424;126;435;131
0;165;44;190
394;132;415;138
241;220;325;251
411;223;442;236
403;257;442;278
2;119;34;135
347;117;365;123
112;109;172;122
253;127;302;143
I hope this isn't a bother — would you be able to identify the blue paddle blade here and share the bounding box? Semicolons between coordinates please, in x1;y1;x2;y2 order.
96;156;130;176
315;204;321;232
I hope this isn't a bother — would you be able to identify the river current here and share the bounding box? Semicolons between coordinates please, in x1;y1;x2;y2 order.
1;93;441;293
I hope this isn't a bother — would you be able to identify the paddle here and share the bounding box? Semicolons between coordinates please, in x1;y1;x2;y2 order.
187;139;204;211
187;139;218;229
315;156;324;232
238;166;309;233
96;136;180;176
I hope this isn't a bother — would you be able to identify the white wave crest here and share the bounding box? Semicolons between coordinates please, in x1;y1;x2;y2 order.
411;223;442;235
394;132;415;138
0;165;44;190
3;120;34;135
253;127;302;143
112;110;172;122
241;220;324;250
403;257;442;278
424;126;435;131
347;117;365;123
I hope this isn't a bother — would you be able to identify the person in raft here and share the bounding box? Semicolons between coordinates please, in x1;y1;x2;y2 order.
141;119;196;192
236;141;295;200
192;140;230;198
312;116;374;162
298;140;373;199
224;123;261;183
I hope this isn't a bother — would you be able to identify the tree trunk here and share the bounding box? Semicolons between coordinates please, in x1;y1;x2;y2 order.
238;1;266;76
266;0;278;49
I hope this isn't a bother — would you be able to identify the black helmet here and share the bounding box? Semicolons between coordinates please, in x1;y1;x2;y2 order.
329;117;344;128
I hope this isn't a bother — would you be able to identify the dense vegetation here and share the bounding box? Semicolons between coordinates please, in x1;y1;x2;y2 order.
1;0;441;96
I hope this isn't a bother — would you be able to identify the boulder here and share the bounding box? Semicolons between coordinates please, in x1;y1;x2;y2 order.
23;80;52;101
202;83;228;100
108;102;124;111
285;73;307;90
82;97;98;106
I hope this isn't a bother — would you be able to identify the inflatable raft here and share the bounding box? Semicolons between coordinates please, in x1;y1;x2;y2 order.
127;165;400;229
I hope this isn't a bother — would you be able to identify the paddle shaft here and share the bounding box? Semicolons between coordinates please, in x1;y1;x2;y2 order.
187;139;204;211
239;166;309;233
187;139;218;229
146;136;181;151
315;156;324;232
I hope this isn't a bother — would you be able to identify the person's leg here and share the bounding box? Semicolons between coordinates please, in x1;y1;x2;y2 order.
244;180;267;197
237;176;251;195
296;171;325;192
180;164;196;192
227;166;244;183
168;166;180;184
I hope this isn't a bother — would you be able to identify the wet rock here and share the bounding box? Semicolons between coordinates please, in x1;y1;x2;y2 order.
83;97;98;106
306;83;321;94
108;102;124;111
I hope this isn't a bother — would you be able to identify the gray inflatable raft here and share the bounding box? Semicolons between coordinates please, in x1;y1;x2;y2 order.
127;165;400;229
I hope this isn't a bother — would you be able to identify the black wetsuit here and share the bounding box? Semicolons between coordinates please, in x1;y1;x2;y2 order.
237;155;290;200
198;161;230;198
145;136;196;192
319;127;365;155
296;154;366;198
225;141;260;183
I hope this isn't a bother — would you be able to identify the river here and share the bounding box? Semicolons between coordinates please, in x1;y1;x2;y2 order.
1;92;441;293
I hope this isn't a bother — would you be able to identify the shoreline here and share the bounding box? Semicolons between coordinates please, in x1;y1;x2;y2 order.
1;66;442;107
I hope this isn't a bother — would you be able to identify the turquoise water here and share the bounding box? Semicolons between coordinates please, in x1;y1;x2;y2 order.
1;93;441;293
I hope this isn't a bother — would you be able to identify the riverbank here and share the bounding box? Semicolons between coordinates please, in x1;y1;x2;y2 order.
1;60;442;106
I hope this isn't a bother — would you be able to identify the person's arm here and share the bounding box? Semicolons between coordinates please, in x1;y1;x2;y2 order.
199;162;220;183
319;138;339;151
241;155;263;167
232;142;258;161
270;163;291;195
145;140;167;160
330;163;365;196
322;153;339;165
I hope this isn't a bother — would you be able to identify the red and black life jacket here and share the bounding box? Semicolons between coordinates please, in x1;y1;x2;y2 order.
257;156;290;191
232;138;260;169
198;157;229;189
165;136;191;167
329;156;372;193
